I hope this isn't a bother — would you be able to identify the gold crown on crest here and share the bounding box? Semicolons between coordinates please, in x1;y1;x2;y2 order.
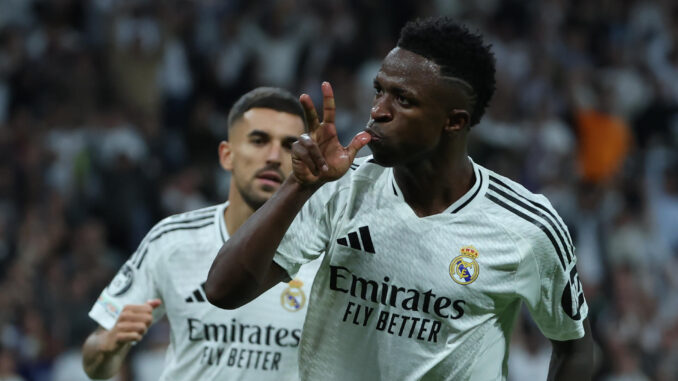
460;246;479;258
288;279;303;288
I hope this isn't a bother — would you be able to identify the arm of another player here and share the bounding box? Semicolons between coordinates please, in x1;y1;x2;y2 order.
205;82;371;309
547;316;594;380
82;299;161;379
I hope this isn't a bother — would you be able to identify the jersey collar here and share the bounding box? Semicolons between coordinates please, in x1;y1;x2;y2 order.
215;201;230;244
389;157;487;216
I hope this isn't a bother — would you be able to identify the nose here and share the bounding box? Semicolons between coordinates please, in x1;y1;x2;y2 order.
266;142;282;166
370;96;392;123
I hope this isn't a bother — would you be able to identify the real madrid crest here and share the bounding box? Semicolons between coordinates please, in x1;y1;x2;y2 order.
281;279;306;312
450;246;480;285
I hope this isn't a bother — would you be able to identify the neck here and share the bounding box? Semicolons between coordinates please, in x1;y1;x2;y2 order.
223;184;255;236
393;142;473;217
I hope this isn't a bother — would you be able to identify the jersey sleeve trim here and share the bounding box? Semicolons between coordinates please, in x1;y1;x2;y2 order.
489;175;573;261
486;182;571;271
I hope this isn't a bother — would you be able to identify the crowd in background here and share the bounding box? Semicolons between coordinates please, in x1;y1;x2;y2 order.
0;0;677;380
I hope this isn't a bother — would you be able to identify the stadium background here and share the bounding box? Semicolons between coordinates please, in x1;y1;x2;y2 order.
0;0;677;380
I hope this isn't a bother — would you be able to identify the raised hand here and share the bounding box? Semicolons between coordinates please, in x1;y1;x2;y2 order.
100;299;162;351
292;82;371;186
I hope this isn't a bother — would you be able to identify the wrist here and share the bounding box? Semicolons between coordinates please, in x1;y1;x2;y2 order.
286;175;324;194
98;331;126;354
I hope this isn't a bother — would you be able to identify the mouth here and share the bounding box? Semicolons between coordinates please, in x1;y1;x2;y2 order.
255;170;283;186
364;123;383;142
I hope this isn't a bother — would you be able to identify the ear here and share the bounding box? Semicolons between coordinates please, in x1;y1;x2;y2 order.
444;109;471;133
218;141;233;171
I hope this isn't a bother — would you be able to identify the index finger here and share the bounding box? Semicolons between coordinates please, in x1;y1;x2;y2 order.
300;94;320;134
321;82;335;125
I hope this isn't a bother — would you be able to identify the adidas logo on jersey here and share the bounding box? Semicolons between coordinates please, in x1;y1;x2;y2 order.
336;226;375;254
185;282;208;303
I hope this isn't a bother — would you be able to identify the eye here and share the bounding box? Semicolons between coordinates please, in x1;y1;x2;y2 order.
282;139;296;151
373;85;383;97
396;95;411;107
250;136;266;146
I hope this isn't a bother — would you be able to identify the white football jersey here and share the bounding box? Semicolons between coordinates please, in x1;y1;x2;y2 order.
89;202;321;381
274;156;588;381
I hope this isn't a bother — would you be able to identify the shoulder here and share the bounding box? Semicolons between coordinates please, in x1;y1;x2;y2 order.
148;205;219;243
480;168;573;269
127;204;221;268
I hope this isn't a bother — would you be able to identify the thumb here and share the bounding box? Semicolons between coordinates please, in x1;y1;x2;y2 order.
346;132;371;161
146;299;162;309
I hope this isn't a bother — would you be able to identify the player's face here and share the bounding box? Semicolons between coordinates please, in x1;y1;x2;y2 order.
367;47;458;166
220;108;304;209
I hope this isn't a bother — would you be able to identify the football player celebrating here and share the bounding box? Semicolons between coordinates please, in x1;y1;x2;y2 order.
83;87;320;380
206;18;593;380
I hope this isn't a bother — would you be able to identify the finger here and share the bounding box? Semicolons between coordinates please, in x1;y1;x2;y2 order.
299;133;328;173
321;82;335;125
122;304;154;313
115;332;144;344
346;131;372;162
292;139;319;176
116;321;149;335
117;309;154;325
146;299;162;309
300;94;320;134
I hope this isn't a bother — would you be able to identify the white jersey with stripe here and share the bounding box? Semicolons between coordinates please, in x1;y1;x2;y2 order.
274;156;587;381
89;202;321;381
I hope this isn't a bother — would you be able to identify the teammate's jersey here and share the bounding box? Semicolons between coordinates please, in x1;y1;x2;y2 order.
89;202;320;381
274;156;588;381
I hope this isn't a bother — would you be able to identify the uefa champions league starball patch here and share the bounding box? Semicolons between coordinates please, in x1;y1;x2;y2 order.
281;279;306;312
450;246;480;285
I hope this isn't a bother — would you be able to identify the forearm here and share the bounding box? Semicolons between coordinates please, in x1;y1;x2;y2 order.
82;329;131;379
547;318;594;381
206;177;319;308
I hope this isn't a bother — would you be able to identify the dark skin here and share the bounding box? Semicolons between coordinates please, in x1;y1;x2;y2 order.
206;47;593;380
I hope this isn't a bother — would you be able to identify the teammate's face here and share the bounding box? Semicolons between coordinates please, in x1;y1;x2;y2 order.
220;108;304;210
367;47;463;166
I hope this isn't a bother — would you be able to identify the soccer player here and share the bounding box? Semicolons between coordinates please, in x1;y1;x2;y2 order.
206;17;593;380
82;87;319;380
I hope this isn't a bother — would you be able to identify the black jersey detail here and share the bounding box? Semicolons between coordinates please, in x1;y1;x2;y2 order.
149;221;214;243
489;175;573;248
358;226;375;253
336;226;376;254
488;178;573;262
486;193;567;271
348;232;361;249
130;213;215;266
451;167;483;214
134;220;214;269
185;282;208;303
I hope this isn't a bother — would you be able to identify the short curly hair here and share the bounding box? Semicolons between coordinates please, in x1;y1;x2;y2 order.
397;17;496;126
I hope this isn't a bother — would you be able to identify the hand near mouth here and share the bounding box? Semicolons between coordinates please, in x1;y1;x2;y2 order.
292;82;371;186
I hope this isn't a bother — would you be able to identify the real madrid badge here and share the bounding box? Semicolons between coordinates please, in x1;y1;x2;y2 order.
281;279;306;312
450;246;480;285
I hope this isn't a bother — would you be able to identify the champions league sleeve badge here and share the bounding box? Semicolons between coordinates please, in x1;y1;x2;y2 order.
450;246;480;285
281;279;307;312
107;263;135;296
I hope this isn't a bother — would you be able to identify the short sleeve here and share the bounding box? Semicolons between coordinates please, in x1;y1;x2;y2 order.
274;182;343;278
515;221;588;341
88;236;166;330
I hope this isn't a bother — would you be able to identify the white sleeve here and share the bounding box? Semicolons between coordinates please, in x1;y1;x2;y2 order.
274;182;345;278
88;235;166;330
515;217;588;341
